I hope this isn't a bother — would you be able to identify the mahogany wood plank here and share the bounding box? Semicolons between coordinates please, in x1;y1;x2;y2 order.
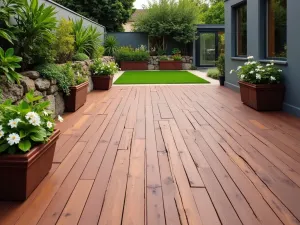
56;180;93;225
118;128;133;150
79;114;106;142
158;103;173;119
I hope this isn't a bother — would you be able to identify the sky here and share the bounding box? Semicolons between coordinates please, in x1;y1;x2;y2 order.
134;0;148;9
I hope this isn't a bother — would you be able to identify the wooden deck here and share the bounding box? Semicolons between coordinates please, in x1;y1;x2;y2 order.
1;85;300;225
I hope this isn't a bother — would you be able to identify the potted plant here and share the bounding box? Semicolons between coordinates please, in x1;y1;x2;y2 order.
217;54;225;86
159;49;183;70
90;59;119;90
63;63;89;112
0;90;63;201
115;46;150;70
230;56;285;111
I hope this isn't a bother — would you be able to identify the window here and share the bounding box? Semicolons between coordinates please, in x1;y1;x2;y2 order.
236;4;247;57
267;0;287;59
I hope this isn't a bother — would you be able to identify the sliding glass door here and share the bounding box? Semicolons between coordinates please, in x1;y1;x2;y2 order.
199;33;216;66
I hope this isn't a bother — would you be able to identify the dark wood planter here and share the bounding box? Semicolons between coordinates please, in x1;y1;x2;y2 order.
64;81;88;112
238;81;285;111
92;75;114;90
219;76;225;86
0;129;60;201
159;61;182;70
120;61;148;70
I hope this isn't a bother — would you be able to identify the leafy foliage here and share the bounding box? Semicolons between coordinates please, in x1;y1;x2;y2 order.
216;54;225;76
35;64;71;95
62;62;88;86
72;53;90;61
54;0;135;32
0;47;22;84
72;19;102;57
159;55;169;61
0;0;24;44
231;56;283;84
207;68;220;79
92;45;105;59
54;18;75;63
14;0;57;69
0;90;56;154
172;55;182;61
90;59;119;76
115;46;150;62
104;36;119;56
134;0;199;45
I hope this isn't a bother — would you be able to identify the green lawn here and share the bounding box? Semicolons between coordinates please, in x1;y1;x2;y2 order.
114;71;210;84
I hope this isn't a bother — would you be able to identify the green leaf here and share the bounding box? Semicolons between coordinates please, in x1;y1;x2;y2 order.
18;140;31;152
30;133;45;142
0;143;10;153
20;130;27;138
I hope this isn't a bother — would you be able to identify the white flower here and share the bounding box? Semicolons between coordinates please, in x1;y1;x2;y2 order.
7;133;20;145
230;70;233;74
47;121;53;129
58;115;64;122
247;56;254;60
43;110;49;116
266;64;271;66
250;71;254;74
270;76;276;81
278;69;282;72
8;118;21;128
241;74;245;80
256;74;261;80
251;61;257;65
271;63;274;66
237;66;242;71
29;117;41;126
257;66;263;69
0;130;4;139
244;62;250;65
25;112;39;121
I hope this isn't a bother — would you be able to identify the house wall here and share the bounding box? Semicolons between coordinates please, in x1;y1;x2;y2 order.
225;0;300;117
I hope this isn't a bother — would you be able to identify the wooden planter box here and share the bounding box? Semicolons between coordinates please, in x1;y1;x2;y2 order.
120;61;148;70
159;61;182;70
92;75;114;90
64;81;88;112
239;81;285;111
0;129;60;201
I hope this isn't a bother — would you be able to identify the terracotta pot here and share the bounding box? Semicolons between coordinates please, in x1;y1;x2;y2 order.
238;81;285;111
92;75;114;90
120;61;148;70
0;129;60;201
159;61;182;70
64;81;88;112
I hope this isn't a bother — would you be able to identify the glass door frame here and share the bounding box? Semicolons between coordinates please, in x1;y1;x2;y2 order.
195;31;220;67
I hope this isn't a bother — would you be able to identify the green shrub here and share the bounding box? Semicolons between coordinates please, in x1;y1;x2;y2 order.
54;19;75;63
172;55;182;61
72;19;102;57
0;48;23;84
190;65;197;70
104;36;119;56
157;48;166;56
115;46;150;62
90;59;118;76
15;0;57;69
172;48;181;55
93;46;105;59
207;68;220;79
35;64;71;95
159;55;169;61
216;54;225;76
0;90;58;154
72;53;90;61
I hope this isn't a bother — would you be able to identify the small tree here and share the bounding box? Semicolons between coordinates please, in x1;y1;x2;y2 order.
134;0;200;50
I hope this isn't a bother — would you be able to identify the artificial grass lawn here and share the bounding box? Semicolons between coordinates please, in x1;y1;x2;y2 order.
114;71;210;84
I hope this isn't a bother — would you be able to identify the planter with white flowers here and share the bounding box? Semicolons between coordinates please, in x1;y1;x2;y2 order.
0;90;63;201
230;56;285;111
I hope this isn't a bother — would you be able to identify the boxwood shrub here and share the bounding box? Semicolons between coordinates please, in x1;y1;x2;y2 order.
115;46;150;62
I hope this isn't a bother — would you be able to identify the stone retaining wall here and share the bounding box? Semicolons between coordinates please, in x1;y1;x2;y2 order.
148;56;193;70
0;56;114;116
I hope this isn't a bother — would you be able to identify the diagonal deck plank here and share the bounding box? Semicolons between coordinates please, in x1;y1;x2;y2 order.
1;85;300;225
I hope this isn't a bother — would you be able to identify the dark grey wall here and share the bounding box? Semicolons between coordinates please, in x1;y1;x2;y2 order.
225;0;300;117
108;32;149;49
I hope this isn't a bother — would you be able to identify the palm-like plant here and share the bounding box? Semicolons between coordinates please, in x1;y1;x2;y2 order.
104;35;119;56
15;0;57;69
72;19;102;57
0;0;24;44
0;47;22;84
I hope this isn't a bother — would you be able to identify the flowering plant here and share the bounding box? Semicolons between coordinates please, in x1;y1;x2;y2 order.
230;56;282;84
90;59;119;76
0;90;63;154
